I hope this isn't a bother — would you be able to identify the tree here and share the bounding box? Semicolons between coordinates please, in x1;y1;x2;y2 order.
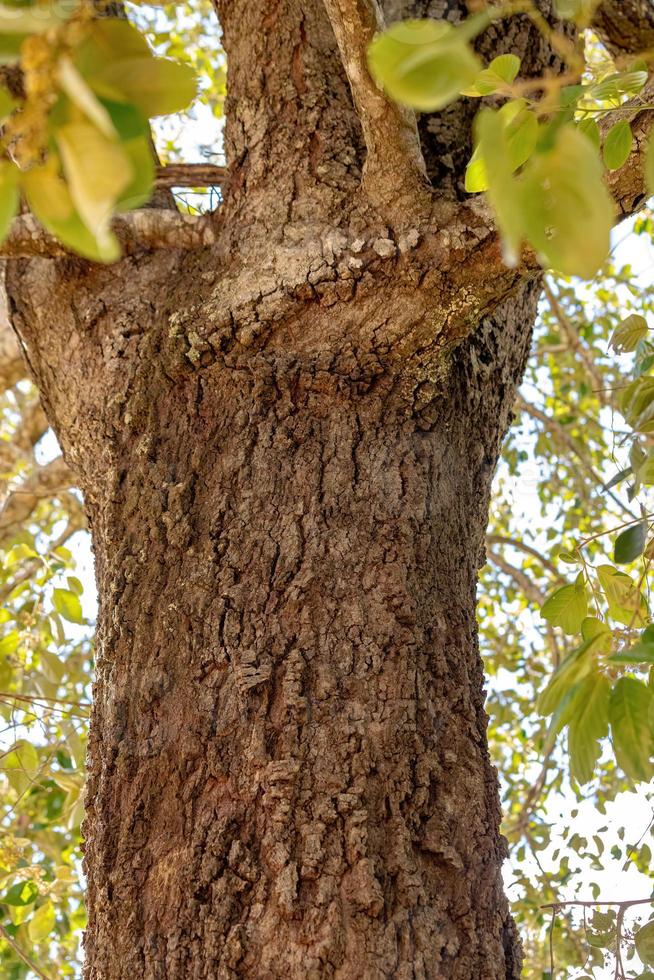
2;0;654;977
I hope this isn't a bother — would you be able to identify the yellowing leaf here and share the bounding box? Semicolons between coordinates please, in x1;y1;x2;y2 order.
57;57;116;139
23;158;121;263
52;587;83;624
636;920;654;966
610;314;648;352
28;900;55;943
367;19;481;112
521;124;614;278
56;122;132;243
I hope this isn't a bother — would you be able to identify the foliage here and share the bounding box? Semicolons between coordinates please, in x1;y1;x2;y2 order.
368;2;654;279
0;1;200;261
0;384;89;978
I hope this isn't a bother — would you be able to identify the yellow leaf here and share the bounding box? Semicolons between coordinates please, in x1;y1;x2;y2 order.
56;122;132;241
27;900;55;943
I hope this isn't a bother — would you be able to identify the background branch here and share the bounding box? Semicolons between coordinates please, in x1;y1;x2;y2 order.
155;163;226;188
0;211;216;259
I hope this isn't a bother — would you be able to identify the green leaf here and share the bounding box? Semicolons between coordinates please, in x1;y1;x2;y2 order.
604;466;632;491
581;617;612;652
0;34;26;64
467;54;520;96
0;160;18;244
568;671;610;784
52;587;83;624
636;920;654;966
538;635;597;717
74;19;152;87
5;543;37;566
610;314;648;352
591;70;648;102
474;107;525;264
621;377;654;433
541;576;587;635
608;641;654;665
521;123;614;278
578;117;600;150
586;909;616;948
28;900;55;942
2;880;38;907
614;521;647;564
465;100;538;193
88;56;198;118
554;0;593;19
0;630;19;656
3;739;39;793
603;119;633;171
67;575;83;596
367;19;481;112
609;677;654;781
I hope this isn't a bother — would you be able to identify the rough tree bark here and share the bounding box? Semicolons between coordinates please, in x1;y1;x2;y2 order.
3;1;653;977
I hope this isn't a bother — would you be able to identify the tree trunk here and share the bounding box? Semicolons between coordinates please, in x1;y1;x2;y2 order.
3;0;559;975
8;243;538;977
85;292;537;980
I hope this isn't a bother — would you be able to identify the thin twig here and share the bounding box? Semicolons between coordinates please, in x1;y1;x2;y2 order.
0;921;53;980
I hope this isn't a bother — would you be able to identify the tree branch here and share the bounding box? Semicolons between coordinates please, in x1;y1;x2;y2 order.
321;0;429;215
603;76;654;218
0;455;75;544
593;0;654;56
155;163;226;189
0;210;216;259
542;279;615;409
515;394;636;518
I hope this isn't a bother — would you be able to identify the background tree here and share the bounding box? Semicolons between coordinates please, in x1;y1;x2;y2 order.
1;0;654;977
